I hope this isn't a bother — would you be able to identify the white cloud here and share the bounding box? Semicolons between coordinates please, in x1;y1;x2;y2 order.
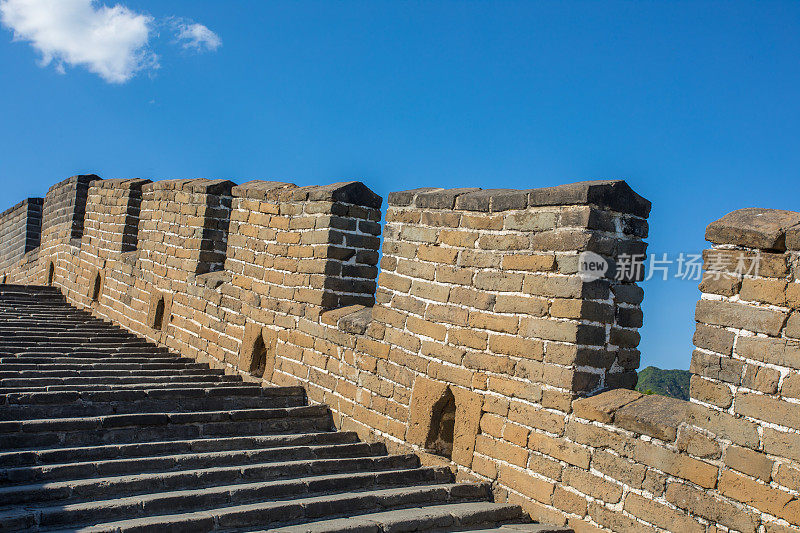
173;20;221;52
0;0;156;83
0;0;222;84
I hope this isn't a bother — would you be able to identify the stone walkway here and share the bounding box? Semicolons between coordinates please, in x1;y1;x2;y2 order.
0;284;568;532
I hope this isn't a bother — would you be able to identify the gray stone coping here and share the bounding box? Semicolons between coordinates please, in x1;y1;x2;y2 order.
388;180;651;217
706;208;800;252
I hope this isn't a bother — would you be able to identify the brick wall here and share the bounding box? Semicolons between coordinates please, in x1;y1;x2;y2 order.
0;197;42;276
1;175;799;532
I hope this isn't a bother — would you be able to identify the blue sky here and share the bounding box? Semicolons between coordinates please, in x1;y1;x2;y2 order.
1;1;798;369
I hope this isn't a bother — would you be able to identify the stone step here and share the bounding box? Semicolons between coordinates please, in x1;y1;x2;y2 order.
0;368;226;378
263;502;530;533
0;406;333;450
0;361;207;369
0;287;537;533
0;457;427;510
0;405;331;434
0;392;307;420
0;356;195;364
0;380;258;394
0;373;242;387
5;469;458;530
0;431;360;468
2;384;302;405
0;442;399;496
20;482;491;532
458;526;574;533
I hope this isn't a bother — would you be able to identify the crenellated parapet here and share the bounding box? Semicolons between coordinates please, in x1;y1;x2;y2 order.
1;173;799;532
0;197;42;276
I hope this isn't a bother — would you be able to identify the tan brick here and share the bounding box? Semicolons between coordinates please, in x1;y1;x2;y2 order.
552;486;587;517
786;311;800;338
695;299;788;336
703;249;788;278
623;493;704;533
448;286;495;310
725;445;773;481
501;253;557;272
488;334;543;360
742;364;780;394
504;210;558;231
781;372;800;399
563;466;622;503
471;454;498;480
378;271;411;293
690;375;733;408
687;403;759;449
550;299;613;322
774;463;800;490
676;427;722;460
474;270;524;292
763;427;800;463
420;210;460;227
475;434;528;468
665;481;757;533
494;294;548;315
497;464;555;504
523;317;604;345
435;265;474;285
468;311;518;334
719;470;797;522
699;274;741;297
632;440;719;488
736;336;800;370
788;282;800;308
461;213;503;230
503;422;530;448
406;316;447;341
447;327;488;350
439;229;479;247
400;225;438;243
528;431;590;469
541;389;573;412
478;234;529;250
592;450;645;488
735;392;800;430
416;244;459;264
463;351;514;374
424;302;467;326
740;277;788;306
523;274;584;298
588;501;658;533
508;401;565;434
396;259;435;281
458;249;500;268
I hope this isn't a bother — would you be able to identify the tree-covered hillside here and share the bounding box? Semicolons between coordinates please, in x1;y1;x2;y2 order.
636;366;691;401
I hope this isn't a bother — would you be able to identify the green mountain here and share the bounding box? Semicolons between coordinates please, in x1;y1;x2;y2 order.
636;366;691;401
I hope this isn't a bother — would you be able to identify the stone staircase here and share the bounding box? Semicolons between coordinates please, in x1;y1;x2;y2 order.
0;285;566;532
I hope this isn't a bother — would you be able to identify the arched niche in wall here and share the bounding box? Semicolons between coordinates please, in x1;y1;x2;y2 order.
425;387;456;459
406;375;483;468
47;262;55;286
88;268;103;303
147;290;172;332
239;322;278;381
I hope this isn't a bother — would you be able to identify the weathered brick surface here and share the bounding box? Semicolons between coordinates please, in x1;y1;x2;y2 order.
0;198;42;274
5;179;800;532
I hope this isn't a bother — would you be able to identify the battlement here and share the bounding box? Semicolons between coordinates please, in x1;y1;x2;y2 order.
1;174;798;532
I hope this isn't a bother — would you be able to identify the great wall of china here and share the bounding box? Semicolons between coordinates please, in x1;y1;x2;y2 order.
0;174;798;532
